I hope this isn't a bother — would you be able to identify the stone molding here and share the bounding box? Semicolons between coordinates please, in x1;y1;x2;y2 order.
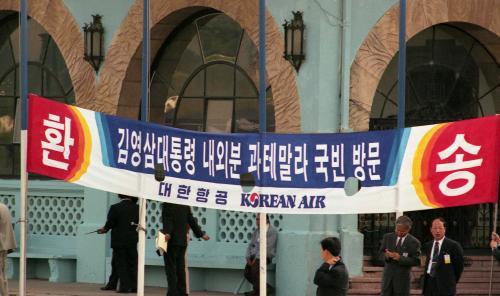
0;0;96;107
96;0;301;132
350;0;500;131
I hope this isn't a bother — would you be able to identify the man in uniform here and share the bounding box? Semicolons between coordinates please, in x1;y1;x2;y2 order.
98;194;139;293
162;203;209;296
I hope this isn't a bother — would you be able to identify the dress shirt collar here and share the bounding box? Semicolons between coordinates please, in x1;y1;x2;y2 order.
432;236;445;254
396;234;407;245
434;237;445;246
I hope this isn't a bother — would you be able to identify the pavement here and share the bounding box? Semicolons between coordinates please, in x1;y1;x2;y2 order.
8;280;234;296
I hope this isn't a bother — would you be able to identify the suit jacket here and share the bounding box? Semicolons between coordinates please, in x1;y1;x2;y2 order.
0;203;16;251
104;199;139;249
161;203;204;246
378;232;421;296
314;260;349;296
423;237;464;295
492;246;500;262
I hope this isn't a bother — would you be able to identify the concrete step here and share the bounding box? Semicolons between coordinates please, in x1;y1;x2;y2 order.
363;255;497;268
348;288;422;295
348;288;500;296
353;256;500;293
363;265;500;273
350;277;500;290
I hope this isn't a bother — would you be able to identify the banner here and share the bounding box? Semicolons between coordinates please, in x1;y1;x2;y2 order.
27;94;500;214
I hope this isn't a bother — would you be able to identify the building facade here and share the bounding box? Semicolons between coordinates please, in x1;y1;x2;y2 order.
0;0;498;295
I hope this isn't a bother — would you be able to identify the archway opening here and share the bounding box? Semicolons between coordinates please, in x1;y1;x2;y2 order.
0;11;74;177
150;12;275;133
360;23;499;255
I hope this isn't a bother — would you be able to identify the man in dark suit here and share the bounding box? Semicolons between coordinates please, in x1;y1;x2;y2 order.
378;215;421;296
422;217;464;296
162;203;209;296
98;194;139;293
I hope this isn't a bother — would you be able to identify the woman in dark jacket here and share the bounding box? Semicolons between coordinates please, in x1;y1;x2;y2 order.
314;237;349;296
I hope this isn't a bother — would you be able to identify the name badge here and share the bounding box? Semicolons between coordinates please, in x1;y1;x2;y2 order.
403;252;408;257
444;254;451;264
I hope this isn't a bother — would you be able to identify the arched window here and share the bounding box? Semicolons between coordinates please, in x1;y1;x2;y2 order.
150;12;274;133
361;23;499;253
370;23;499;129
0;12;74;177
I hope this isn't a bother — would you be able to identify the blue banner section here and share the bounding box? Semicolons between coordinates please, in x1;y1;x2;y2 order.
99;114;400;188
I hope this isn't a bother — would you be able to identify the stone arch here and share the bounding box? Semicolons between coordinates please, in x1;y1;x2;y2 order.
350;0;500;131
0;0;96;107
96;0;300;133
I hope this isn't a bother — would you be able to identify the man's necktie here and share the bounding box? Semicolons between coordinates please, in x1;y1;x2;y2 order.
430;241;440;276
395;237;402;252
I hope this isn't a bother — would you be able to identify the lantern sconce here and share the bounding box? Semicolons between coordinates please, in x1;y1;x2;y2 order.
83;14;104;72
283;11;305;72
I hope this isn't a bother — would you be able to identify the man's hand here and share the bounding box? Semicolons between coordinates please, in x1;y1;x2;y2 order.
164;233;171;242
97;228;107;234
492;232;500;243
202;234;210;241
490;239;497;249
385;249;400;261
390;252;401;261
490;232;499;249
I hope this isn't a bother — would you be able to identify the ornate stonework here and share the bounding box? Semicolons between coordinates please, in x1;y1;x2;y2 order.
350;0;500;131
0;0;96;107
96;0;301;132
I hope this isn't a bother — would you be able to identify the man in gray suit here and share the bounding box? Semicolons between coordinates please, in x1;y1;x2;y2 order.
378;215;421;296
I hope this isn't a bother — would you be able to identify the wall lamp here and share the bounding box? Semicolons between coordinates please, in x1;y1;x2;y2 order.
283;11;305;72
83;14;104;72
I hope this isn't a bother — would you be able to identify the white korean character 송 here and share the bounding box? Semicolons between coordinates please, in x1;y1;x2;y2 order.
279;144;293;182
41;114;75;170
366;142;381;181
228;142;241;179
353;143;366;181
314;144;329;182
436;134;483;196
331;144;345;182
184;138;196;175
